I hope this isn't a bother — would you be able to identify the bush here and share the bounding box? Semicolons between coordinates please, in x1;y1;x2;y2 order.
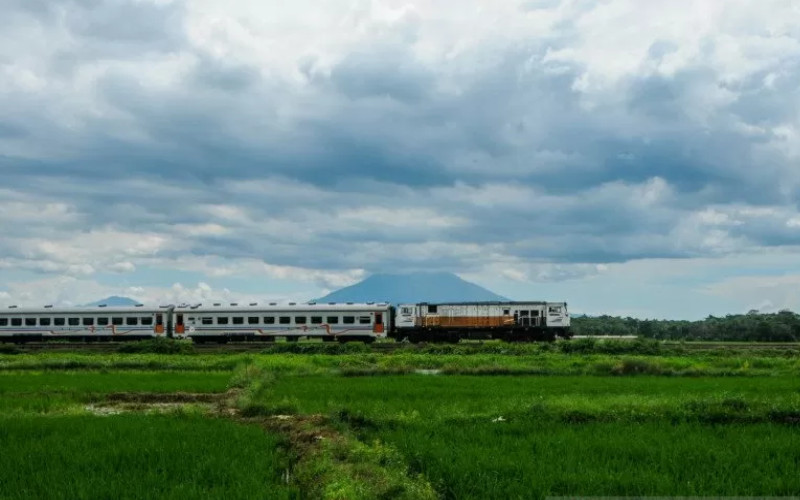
0;343;20;355
117;338;195;354
261;343;372;355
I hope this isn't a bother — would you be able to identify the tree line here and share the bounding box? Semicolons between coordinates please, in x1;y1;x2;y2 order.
571;310;800;342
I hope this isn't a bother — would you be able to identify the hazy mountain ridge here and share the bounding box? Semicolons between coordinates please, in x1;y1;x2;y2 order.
316;272;508;304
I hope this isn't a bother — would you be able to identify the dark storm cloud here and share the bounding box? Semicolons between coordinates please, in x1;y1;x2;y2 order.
1;0;799;276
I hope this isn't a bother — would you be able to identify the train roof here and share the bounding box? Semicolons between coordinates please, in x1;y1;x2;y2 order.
0;305;166;315
0;302;392;315
175;302;391;313
404;301;564;306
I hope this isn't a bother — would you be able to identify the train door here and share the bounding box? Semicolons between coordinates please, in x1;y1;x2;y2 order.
373;312;384;334
175;314;185;336
155;313;164;335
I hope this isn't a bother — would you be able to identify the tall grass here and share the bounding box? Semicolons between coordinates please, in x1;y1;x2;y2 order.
380;421;800;499
0;415;298;499
251;373;800;498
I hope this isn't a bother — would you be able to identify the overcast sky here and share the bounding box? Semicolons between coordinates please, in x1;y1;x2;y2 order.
1;0;799;319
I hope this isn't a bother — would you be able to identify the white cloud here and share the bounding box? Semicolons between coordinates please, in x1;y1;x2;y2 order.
1;0;799;317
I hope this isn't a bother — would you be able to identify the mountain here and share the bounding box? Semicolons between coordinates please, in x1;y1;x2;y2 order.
83;296;140;307
315;272;508;304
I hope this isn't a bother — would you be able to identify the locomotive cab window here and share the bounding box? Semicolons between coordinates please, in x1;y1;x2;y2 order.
503;309;510;315
428;305;438;313
54;318;65;326
549;306;561;314
12;318;22;326
25;318;37;326
401;307;412;315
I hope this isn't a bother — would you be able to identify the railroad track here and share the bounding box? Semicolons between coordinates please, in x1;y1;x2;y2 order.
3;340;798;352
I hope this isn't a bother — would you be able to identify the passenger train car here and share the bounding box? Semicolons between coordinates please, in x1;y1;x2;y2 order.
0;300;570;343
0;305;169;341
172;302;390;343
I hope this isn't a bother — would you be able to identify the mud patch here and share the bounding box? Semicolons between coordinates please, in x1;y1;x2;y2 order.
104;392;224;404
86;391;230;416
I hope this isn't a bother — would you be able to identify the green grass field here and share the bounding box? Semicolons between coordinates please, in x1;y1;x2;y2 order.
0;415;297;500
0;346;798;499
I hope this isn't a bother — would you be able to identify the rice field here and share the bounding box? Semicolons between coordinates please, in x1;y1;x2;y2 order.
0;345;798;499
0;415;297;500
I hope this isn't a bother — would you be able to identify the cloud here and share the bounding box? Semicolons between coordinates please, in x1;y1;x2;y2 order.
0;0;799;316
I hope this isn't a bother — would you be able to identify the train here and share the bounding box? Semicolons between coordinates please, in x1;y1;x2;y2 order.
0;300;571;343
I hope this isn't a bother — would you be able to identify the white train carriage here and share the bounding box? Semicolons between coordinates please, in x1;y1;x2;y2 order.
174;302;391;343
0;305;171;341
392;301;571;342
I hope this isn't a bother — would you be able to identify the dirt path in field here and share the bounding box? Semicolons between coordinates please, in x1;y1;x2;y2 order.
86;387;435;499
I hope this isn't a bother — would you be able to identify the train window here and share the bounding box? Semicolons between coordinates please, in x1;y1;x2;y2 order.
83;317;94;326
548;306;561;314
248;317;259;324
310;316;322;324
279;317;290;325
25;318;37;326
202;317;213;325
40;318;51;326
264;317;275;324
428;305;438;313
295;316;307;324
503;309;510;315
126;317;138;326
12;318;22;326
0;318;7;326
68;318;79;326
359;316;371;324
217;317;229;325
343;316;355;324
141;317;153;326
326;316;339;324
519;311;529;316
401;307;412;315
112;317;123;326
532;310;540;317
54;318;65;326
97;317;109;326
233;317;244;325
